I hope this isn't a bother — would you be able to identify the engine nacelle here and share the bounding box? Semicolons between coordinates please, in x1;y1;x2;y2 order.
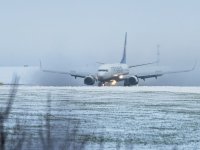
124;76;139;86
84;76;95;85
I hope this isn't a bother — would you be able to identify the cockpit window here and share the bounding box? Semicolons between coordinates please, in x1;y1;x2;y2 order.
98;69;108;72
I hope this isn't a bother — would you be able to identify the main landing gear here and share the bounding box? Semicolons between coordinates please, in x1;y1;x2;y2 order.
98;82;104;86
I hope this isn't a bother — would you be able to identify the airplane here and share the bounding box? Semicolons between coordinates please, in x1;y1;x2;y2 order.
41;33;196;86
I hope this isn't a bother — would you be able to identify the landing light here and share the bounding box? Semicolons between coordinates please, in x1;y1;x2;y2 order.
111;80;117;86
119;75;123;79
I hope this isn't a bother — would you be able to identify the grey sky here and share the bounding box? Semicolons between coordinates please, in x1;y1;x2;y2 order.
0;0;200;85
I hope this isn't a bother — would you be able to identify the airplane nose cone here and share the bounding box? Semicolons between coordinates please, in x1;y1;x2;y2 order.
97;73;105;81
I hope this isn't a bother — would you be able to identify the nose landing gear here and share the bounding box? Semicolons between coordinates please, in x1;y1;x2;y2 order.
98;80;117;86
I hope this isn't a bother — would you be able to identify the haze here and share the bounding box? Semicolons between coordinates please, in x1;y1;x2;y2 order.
0;0;200;86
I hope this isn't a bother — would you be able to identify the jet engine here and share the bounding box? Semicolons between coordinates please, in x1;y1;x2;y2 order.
124;76;139;86
84;76;95;85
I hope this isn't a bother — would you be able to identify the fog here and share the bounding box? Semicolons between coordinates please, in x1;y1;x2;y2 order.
0;0;200;86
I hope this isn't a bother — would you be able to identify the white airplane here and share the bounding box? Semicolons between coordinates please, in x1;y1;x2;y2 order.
42;33;196;86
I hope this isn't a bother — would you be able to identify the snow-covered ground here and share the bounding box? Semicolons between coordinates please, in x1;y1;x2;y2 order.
1;86;200;149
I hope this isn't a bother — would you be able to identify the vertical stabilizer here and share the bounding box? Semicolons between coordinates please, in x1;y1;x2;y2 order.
120;32;127;64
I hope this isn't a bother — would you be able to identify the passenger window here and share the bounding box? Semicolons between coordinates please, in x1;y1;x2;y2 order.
98;69;108;72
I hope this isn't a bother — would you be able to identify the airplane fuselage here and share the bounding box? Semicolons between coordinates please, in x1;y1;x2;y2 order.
97;63;129;82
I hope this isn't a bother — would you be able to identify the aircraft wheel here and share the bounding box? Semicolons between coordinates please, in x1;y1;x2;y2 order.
98;82;104;86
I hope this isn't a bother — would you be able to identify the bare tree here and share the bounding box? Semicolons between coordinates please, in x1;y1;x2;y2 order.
39;93;88;150
0;76;25;150
39;93;54;150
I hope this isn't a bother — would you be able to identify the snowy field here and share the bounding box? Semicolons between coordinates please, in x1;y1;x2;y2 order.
0;86;200;150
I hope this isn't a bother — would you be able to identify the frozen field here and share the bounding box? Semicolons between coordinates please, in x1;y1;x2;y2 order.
0;86;200;150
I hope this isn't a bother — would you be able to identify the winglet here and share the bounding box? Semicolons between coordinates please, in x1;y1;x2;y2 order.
191;60;197;71
157;45;160;65
39;60;42;70
120;32;127;64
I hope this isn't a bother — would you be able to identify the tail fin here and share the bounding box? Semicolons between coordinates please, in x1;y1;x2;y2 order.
120;32;127;64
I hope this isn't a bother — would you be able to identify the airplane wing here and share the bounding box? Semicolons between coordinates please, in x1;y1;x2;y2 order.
129;61;158;68
40;61;93;79
42;69;92;79
70;71;92;79
136;63;196;80
42;69;70;75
